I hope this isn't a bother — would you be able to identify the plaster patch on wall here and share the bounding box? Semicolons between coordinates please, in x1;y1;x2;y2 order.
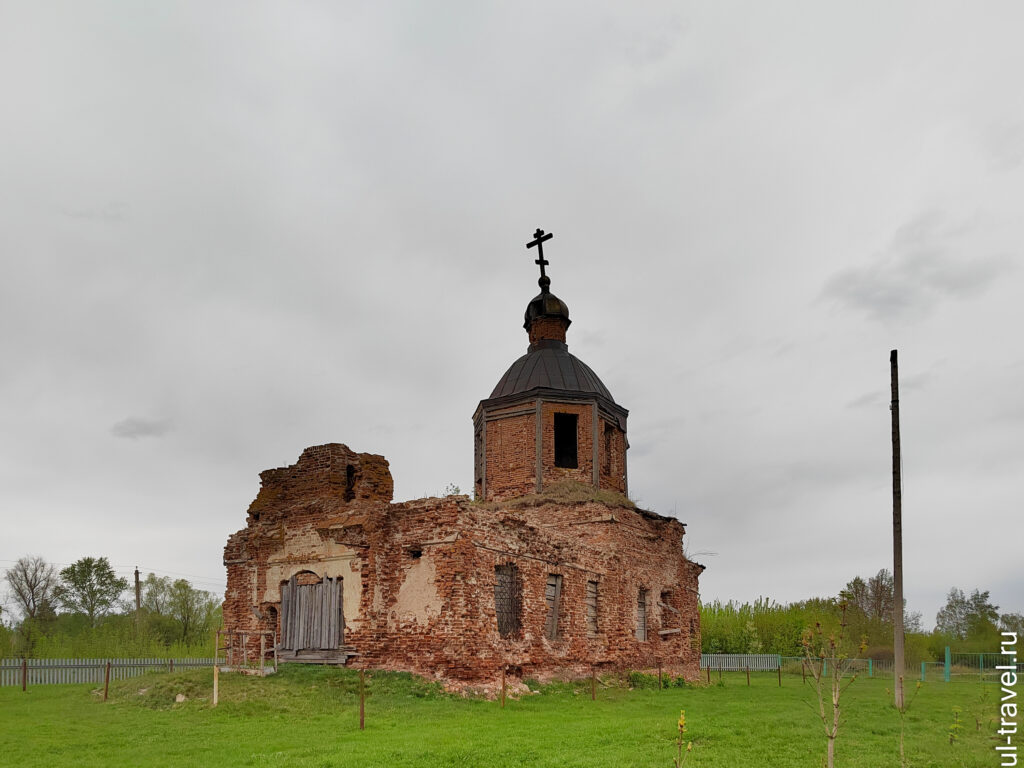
344;559;363;631
391;555;442;627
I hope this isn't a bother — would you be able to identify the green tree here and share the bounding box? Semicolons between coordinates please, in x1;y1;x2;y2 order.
935;587;999;641
166;579;218;643
841;569;894;622
140;573;218;643
1001;613;1024;637
54;557;129;627
4;555;58;620
141;573;173;614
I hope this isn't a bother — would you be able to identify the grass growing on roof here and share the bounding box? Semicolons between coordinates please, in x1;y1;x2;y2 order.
474;480;637;511
0;665;1000;767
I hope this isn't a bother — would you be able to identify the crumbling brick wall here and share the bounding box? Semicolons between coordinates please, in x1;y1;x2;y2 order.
477;401;628;501
223;444;702;684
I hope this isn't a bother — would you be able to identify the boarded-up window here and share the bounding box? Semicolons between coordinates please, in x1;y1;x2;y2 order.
554;413;578;468
586;580;599;637
636;588;648;641
494;564;522;638
544;574;563;640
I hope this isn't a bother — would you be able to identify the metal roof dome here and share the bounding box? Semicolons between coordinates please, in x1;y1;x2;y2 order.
523;283;571;330
488;339;614;402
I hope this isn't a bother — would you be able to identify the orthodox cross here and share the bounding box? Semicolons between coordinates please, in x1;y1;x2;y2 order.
526;228;553;279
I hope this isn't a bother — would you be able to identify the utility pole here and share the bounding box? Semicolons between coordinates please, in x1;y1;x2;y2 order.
890;350;905;710
134;567;141;630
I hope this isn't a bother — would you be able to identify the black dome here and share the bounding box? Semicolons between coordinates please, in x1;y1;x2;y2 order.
523;287;571;330
489;340;614;402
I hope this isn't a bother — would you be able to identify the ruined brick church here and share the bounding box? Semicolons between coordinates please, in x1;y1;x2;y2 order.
222;230;704;683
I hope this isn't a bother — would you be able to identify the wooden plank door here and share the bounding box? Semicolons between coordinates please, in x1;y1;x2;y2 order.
280;575;344;651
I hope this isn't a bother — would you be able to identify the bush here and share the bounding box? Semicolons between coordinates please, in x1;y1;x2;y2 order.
626;671;660;689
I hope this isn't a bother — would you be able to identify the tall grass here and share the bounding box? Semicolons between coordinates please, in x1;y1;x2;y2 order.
0;618;215;659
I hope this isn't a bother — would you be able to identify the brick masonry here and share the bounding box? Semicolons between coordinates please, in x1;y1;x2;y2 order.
223;443;703;683
223;277;702;684
528;316;568;346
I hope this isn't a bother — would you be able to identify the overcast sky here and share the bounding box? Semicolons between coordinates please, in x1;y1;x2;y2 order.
2;2;1021;628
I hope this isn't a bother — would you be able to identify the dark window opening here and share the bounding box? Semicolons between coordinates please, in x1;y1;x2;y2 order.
344;464;356;502
636;588;648;642
544;574;563;640
554;413;578;468
586;580;599;637
494;564;522;638
409;548;423;559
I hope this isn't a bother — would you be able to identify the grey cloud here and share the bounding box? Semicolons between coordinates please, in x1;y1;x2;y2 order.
986;119;1024;171
60;201;129;223
847;371;928;410
110;417;171;440
901;371;931;392
846;391;883;409
1;1;1022;632
822;212;1011;322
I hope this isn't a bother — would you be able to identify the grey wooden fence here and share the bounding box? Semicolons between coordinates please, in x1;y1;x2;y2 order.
700;653;781;671
0;658;222;687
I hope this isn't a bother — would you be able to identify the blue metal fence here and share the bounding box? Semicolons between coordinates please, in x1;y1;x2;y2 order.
704;649;1023;683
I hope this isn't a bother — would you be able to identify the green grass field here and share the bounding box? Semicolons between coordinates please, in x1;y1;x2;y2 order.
0;665;1003;767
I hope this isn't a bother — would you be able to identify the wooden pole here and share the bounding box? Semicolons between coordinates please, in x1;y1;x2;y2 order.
891;349;906;711
21;658;27;692
591;667;596;701
260;634;265;676
706;665;710;684
778;664;782;687
802;660;806;683
500;666;506;709
134;567;141;631
359;669;365;730
169;658;174;674
746;666;750;686
103;661;111;701
273;631;278;673
212;664;219;707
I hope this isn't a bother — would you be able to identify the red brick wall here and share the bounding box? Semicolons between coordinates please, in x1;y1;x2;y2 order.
528;316;568;345
479;401;628;500
223;445;702;685
598;418;627;494
483;409;536;500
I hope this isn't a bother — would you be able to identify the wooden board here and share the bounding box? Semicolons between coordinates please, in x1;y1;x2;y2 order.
280;575;344;652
